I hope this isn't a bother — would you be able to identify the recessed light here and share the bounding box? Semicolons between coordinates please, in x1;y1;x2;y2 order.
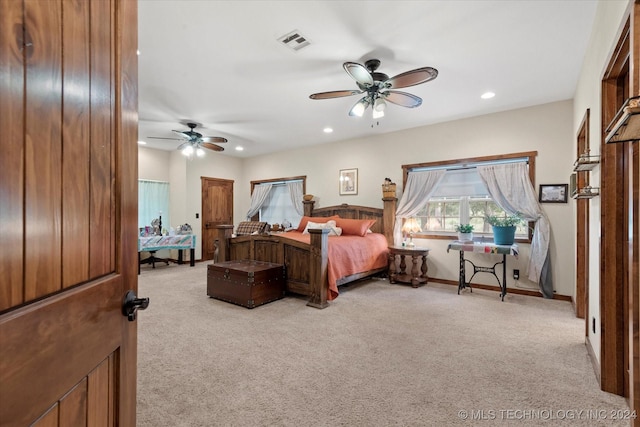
323;127;333;133
235;146;244;151
481;92;495;99
137;140;146;145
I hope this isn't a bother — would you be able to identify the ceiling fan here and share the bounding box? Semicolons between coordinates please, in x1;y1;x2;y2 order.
148;122;227;157
309;59;438;119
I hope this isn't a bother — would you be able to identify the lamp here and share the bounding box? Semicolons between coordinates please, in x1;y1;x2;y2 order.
373;97;386;119
402;218;422;247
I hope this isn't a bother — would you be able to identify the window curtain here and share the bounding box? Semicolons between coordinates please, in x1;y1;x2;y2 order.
394;170;446;244
287;181;304;217
477;163;553;298
246;184;273;219
138;180;170;228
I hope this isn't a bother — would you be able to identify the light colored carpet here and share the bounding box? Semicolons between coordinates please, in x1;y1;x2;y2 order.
137;262;629;426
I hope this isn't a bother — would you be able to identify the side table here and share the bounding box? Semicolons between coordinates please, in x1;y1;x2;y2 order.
388;245;430;287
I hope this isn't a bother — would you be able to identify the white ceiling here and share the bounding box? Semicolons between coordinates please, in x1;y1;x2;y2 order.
137;0;598;158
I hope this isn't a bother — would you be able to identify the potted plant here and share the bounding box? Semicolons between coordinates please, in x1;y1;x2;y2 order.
454;224;474;242
486;213;524;245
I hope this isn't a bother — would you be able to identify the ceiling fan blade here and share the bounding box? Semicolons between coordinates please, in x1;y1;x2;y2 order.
147;136;184;141
385;67;438;89
172;130;192;139
348;96;370;117
309;90;362;100
201;142;225;152
383;91;423;108
177;141;191;150
343;62;373;87
200;136;227;143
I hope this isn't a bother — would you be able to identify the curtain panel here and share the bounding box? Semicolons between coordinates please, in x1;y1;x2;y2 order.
246;184;273;219
477;163;553;298
138;180;170;229
393;170;446;245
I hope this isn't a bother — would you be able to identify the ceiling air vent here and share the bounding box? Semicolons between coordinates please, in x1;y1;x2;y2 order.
278;30;310;51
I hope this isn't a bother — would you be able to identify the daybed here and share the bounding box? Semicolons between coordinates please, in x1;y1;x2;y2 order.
212;198;397;308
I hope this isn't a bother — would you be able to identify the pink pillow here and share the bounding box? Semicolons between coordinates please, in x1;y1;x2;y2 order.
296;215;340;232
335;218;377;237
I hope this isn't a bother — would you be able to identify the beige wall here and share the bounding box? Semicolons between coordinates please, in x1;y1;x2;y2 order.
573;0;630;364
243;100;575;297
140;101;575;295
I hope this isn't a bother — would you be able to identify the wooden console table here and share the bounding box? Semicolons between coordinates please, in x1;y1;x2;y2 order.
446;241;519;301
388;245;430;287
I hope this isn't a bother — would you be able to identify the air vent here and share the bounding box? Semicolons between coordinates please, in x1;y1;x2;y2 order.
277;30;310;51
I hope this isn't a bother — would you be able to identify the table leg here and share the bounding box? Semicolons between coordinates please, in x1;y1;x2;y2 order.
399;254;407;276
389;253;397;283
421;255;428;283
410;255;420;287
190;249;195;267
178;249;184;265
458;251;465;294
501;254;507;301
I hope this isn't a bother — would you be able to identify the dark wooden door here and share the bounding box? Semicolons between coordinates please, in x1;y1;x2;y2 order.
0;0;139;425
201;177;234;261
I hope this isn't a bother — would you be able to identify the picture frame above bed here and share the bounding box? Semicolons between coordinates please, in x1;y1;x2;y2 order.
339;168;358;195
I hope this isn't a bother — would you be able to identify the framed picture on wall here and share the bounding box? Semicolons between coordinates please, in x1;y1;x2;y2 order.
339;168;358;195
539;184;568;203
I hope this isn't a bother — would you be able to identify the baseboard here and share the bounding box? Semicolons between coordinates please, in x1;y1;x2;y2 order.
585;334;601;386
427;277;572;301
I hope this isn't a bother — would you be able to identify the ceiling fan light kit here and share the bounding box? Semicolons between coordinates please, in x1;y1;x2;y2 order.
310;59;438;118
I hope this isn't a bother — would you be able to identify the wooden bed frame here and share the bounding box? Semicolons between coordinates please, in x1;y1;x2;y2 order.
212;198;397;309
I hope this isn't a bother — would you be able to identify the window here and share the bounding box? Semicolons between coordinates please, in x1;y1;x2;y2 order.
250;176;306;228
259;183;303;227
416;196;528;237
402;152;536;241
138;180;170;229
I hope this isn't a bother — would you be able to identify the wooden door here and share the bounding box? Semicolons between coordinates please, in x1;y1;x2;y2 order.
201;177;234;261
0;0;139;425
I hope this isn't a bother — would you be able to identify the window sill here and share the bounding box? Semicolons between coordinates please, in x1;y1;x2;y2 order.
414;233;531;244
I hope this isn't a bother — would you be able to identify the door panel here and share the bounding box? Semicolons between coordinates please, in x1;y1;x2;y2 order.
201;177;234;261
24;0;63;300
0;0;138;425
0;0;25;310
62;0;91;288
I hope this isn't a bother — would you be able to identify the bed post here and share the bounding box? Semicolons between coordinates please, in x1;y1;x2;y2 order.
212;225;234;263
383;197;397;246
303;200;315;216
306;228;330;309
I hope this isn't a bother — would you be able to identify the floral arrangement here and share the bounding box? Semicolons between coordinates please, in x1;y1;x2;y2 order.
486;213;524;227
454;224;474;233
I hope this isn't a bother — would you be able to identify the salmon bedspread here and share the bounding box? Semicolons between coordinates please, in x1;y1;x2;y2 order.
279;231;389;300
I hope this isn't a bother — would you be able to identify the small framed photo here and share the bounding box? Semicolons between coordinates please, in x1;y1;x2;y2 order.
539;184;568;203
339;168;358;195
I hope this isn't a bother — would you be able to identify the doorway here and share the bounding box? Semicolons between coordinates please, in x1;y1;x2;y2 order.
201;177;234;261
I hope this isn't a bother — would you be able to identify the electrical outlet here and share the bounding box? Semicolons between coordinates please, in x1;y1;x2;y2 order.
513;269;519;280
195;213;199;219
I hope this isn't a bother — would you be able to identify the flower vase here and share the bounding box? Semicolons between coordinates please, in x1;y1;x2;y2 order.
458;232;473;242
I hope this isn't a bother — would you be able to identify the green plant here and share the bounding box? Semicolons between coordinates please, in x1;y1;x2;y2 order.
486;212;524;227
454;224;474;233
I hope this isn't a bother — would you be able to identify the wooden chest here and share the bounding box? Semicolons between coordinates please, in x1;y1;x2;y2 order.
207;260;285;308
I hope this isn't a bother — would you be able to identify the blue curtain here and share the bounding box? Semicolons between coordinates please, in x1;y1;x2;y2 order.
138;180;170;230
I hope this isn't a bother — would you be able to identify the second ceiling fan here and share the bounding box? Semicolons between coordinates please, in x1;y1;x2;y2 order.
148;122;227;157
309;59;438;118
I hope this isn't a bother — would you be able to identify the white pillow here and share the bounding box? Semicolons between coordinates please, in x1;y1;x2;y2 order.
303;220;343;236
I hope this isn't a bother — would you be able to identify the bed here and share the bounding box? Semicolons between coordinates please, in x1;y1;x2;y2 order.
211;199;397;308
